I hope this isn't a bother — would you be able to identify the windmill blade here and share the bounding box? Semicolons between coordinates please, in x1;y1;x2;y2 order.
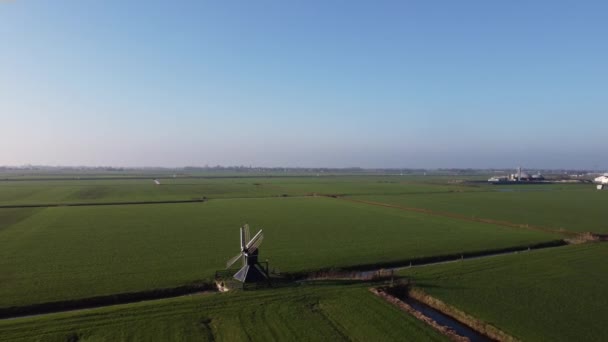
226;253;243;269
248;234;264;253
243;224;251;244
246;230;263;249
240;226;246;251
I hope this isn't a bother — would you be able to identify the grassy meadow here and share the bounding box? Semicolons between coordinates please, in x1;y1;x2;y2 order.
0;284;446;342
0;174;605;341
358;184;608;233
0;176;479;206
399;243;608;341
0;196;558;308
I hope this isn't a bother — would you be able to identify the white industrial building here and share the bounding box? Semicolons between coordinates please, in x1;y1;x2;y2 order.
595;174;608;190
488;167;544;183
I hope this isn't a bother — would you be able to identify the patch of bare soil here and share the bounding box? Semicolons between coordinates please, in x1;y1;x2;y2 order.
565;232;608;244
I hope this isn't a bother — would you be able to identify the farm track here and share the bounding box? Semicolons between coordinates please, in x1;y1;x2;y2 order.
337;197;580;237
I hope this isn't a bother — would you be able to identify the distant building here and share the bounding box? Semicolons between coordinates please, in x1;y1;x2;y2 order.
489;167;544;183
509;167;532;181
594;175;608;190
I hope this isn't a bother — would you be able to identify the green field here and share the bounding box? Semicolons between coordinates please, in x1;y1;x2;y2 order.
358;184;608;233
0;175;605;341
399;243;608;341
0;284;446;342
0;196;558;308
0;176;479;206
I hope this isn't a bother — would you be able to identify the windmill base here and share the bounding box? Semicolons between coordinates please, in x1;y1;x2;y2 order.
233;264;268;283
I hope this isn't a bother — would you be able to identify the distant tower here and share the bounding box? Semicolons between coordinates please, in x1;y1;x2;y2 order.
518;167;522;182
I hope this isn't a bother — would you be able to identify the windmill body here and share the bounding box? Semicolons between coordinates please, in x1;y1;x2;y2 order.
226;225;268;283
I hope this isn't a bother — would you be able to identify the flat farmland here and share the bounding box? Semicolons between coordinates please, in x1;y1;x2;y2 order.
357;185;608;233
398;243;608;341
0;179;284;205
0;196;558;308
0;176;480;206
0;284;446;342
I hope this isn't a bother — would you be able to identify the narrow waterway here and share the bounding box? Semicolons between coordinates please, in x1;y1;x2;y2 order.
353;240;567;279
404;297;493;342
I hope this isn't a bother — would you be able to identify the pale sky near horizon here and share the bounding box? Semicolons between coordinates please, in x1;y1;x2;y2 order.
1;1;606;169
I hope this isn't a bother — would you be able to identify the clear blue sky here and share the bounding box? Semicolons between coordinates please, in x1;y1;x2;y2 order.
1;1;606;169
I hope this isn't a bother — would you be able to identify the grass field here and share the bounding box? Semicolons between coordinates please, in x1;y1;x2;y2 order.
0;174;604;341
399;243;608;341
358;184;608;233
0;284;447;342
0;176;480;206
0;196;558;308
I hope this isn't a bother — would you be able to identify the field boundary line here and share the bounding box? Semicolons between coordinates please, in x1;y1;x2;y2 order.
0;199;208;209
336;197;579;237
0;283;214;320
298;240;566;275
0;195;325;209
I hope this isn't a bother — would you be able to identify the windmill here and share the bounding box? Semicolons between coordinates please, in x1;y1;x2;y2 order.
225;224;268;283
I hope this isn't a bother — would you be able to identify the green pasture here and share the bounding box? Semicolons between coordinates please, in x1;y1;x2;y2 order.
399;243;608;342
0;284;446;342
0;176;480;206
359;185;608;233
0;179;282;205
0;197;558;308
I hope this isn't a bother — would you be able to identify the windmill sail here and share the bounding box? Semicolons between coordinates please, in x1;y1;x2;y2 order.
226;253;243;269
247;234;264;253
240;226;246;251
246;230;263;249
243;224;251;244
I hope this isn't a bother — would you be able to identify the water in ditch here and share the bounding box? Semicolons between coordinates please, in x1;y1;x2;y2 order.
404;298;494;342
